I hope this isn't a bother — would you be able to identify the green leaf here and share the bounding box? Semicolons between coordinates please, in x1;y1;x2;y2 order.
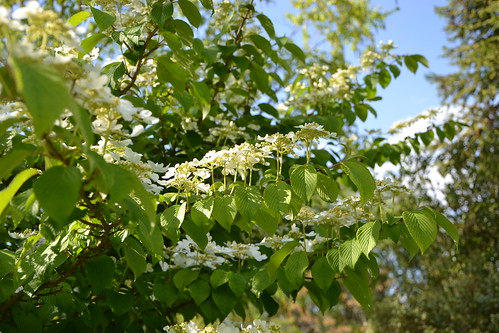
311;257;335;291
191;197;215;231
80;32;107;55
388;64;401;78
153;283;178;306
412;54;429;68
68;11;91;26
356;221;381;257
199;0;213;10
419;129;435;146
210;269;229;288
403;208;437;254
326;248;340;273
86;255;115;293
0;168;38;217
151;1;173;26
107;290;133;315
156;56;189;89
188;279;211;305
341;160;375;205
400;224;420;259
33;166;81;225
123;236;147;279
267;241;300;280
178;0;202;28
256;14;276;39
174;19;194;44
192;81;211;105
249;34;273;57
0;250;15;279
250;63;269;92
433;210;459;248
378;69;392;88
290;164;317;202
160;203;187;244
343;264;371;311
235;186;263;220
212;196;237;231
174;268;199;291
212;284;237;315
253;203;279;235
258;103;279;118
284;42;306;63
264;181;291;215
228;272;247;297
90;7;116;31
316;173;339;202
181;217;208;250
12;58;76;136
339;239;362;271
284;251;309;290
137;215;164;259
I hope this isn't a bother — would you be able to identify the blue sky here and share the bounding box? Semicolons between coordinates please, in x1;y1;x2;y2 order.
257;0;454;131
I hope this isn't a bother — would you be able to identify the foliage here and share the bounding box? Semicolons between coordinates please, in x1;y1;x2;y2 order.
369;0;499;332
0;0;457;331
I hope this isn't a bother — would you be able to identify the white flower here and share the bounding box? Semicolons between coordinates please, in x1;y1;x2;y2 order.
117;100;136;121
130;124;145;137
12;1;41;19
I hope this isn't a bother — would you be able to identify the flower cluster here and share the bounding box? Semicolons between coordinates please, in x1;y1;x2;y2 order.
163;318;281;333
160;123;334;193
360;40;397;70
162;235;268;270
284;63;360;112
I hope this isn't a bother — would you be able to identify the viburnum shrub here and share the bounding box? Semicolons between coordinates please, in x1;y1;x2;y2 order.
0;1;458;332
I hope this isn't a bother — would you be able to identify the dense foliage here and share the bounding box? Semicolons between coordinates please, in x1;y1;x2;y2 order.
369;0;498;332
0;1;459;331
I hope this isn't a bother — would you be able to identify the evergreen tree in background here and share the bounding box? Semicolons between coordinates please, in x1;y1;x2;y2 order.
370;0;498;331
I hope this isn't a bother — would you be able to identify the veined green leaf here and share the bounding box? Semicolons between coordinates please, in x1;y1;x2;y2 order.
160;203;187;244
212;196;237;231
356;221;381;257
90;7;116;31
267;241;300;279
316;173;339;202
123;237;147;279
403;208;437;254
151;1;173;26
199;0;213;10
0;168;38;217
433;210;459;248
253;202;279;235
249;34;273;57
343;264;372;311
339;239;362;271
284;251;309;290
264;181;291;215
181;218;208;250
341;160;375;205
235;186;263;220
33;166;81;225
0;250;15;279
290;164;317;202
191;197;215;231
326;248;340;273
311;257;335;291
178;0;202;28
